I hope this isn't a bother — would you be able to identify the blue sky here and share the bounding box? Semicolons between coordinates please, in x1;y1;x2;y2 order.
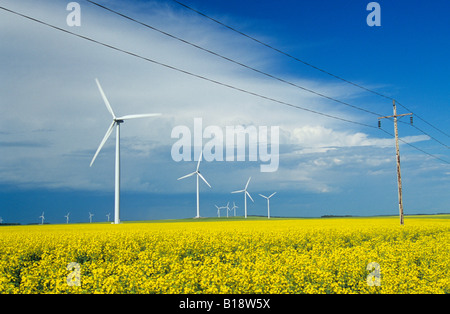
0;0;449;224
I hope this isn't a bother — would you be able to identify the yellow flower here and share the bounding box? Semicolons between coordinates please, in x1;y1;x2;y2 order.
0;216;448;294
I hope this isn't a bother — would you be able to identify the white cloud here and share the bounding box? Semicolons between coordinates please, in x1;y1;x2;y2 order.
282;125;429;154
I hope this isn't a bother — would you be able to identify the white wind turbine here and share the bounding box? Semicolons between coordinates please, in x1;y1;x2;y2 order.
64;212;70;224
89;212;94;223
231;177;253;218
215;205;221;218
106;213;111;222
0;217;3;224
225;202;230;218
90;78;161;225
259;192;277;219
231;202;238;217
177;151;211;218
39;212;45;225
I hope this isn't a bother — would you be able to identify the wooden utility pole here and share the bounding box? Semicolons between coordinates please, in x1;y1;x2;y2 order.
378;100;412;225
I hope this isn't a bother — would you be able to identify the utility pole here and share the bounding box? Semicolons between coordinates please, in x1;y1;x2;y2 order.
378;100;412;225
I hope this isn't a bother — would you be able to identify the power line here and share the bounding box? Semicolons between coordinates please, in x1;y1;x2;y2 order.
84;0;383;118
93;0;450;152
379;128;450;165
0;6;376;129
396;100;450;139
170;0;394;100
380;108;450;149
171;0;450;143
3;5;448;165
398;120;450;149
380;113;450;151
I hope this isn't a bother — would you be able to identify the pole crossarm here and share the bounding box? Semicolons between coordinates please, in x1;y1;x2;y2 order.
378;112;412;120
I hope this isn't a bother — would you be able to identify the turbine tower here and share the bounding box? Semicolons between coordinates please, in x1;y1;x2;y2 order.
259;192;277;219
177;151;211;218
64;212;70;224
231;177;253;218
89;212;94;223
90;79;161;224
39;212;45;225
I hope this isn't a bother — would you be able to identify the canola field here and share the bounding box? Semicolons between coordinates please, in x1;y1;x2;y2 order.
0;215;449;294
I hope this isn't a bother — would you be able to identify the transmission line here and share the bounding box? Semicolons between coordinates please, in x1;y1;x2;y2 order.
84;0;383;118
2;5;448;165
396;101;450;139
171;0;450;142
0;6;376;129
379;128;450;165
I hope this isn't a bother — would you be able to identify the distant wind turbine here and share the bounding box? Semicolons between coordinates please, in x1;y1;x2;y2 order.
177;151;211;218
90;78;161;225
231;202;238;217
39;212;45;225
64;212;70;224
0;217;3;224
106;213;111;222
259;192;277;219
231;177;253;218
215;205;221;218
89;212;94;223
225;202;230;218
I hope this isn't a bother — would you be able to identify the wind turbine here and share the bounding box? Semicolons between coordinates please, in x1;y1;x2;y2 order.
89;212;94;223
106;213;111;222
225;202;230;218
0;217;3;224
231;177;253;218
231;202;238;217
64;212;70;224
259;192;277;219
177;151;211;218
39;212;45;225
215;205;221;218
90;78;161;224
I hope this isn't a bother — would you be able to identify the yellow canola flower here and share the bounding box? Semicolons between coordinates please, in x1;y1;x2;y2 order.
0;216;449;294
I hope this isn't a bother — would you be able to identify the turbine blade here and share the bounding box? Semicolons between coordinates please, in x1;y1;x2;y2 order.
95;79;116;119
259;194;268;199
198;172;211;188
177;172;196;180
269;192;277;198
245;177;252;190
246;191;254;202
116;113;162;120
231;190;244;194
196;150;203;171
90;121;116;167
